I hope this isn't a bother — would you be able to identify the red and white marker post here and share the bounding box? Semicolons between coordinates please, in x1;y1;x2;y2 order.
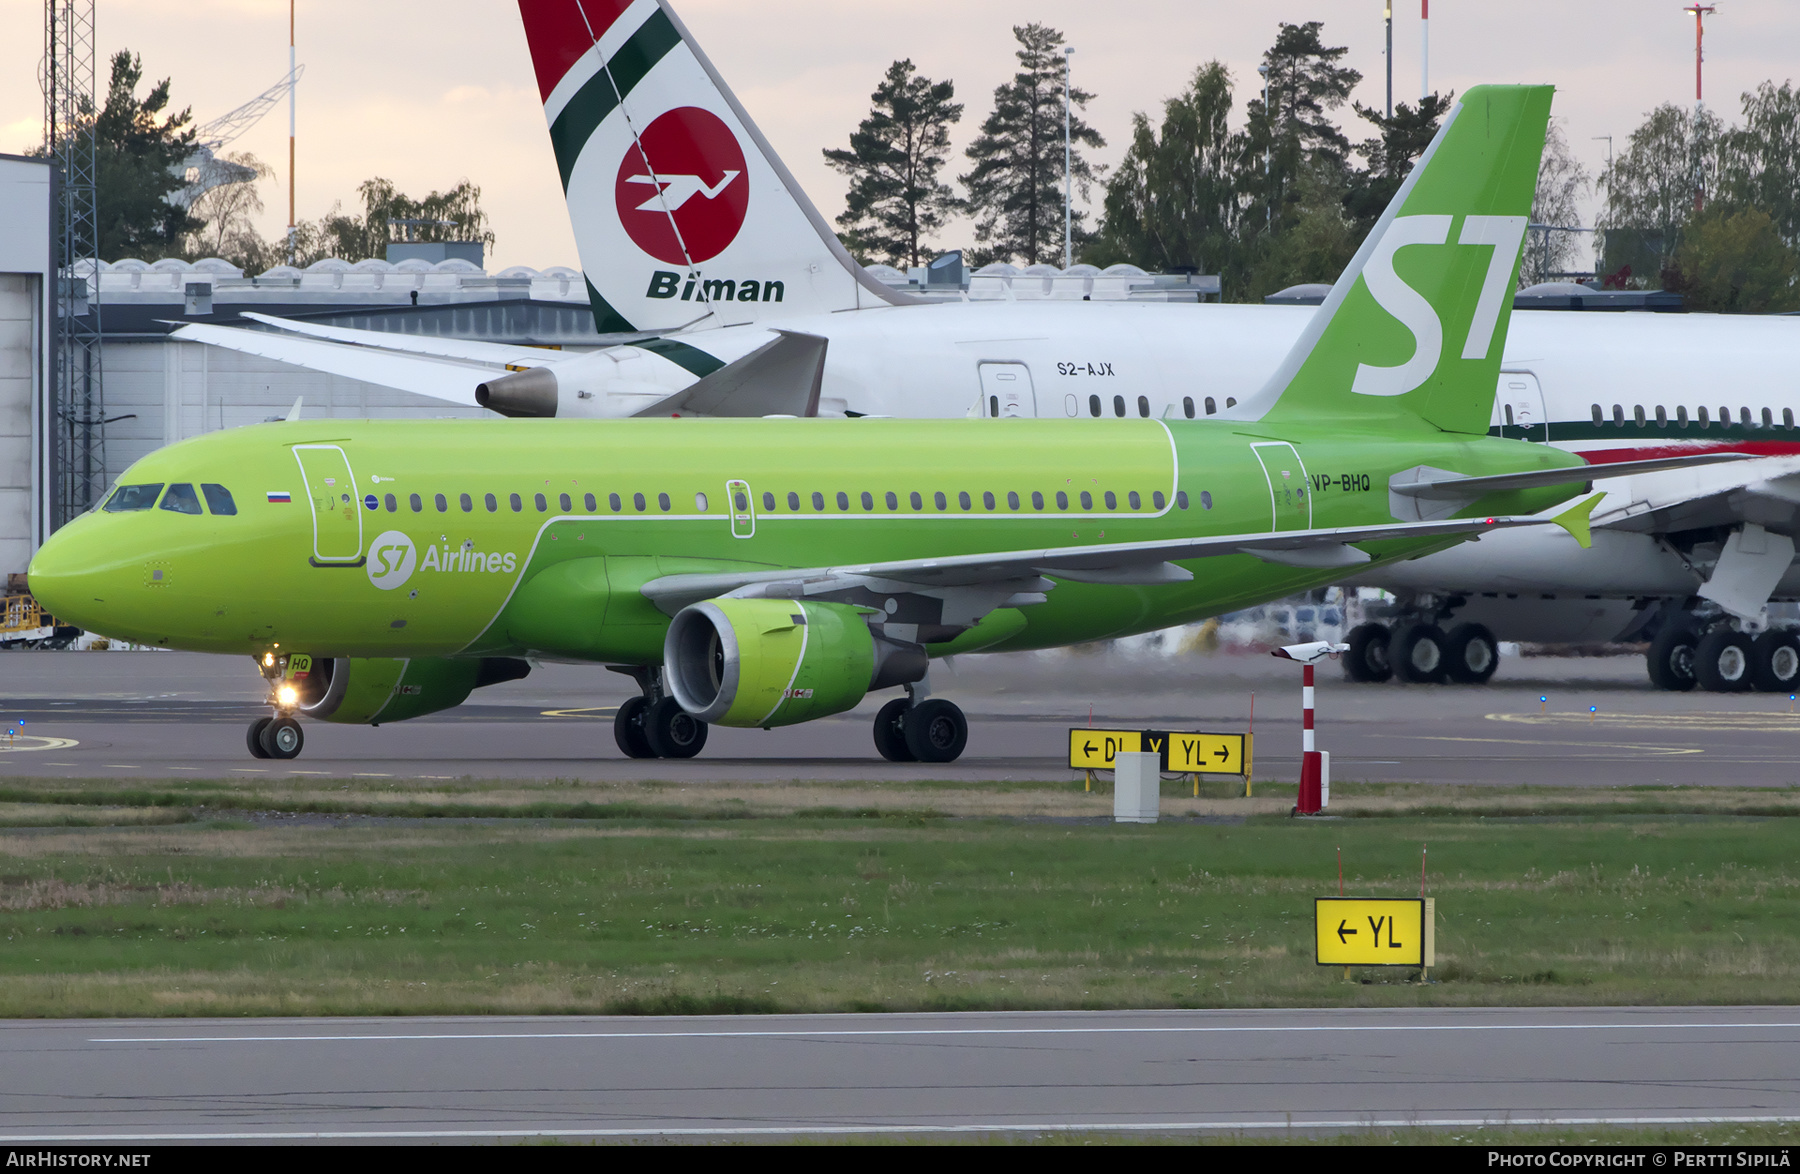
1272;640;1350;815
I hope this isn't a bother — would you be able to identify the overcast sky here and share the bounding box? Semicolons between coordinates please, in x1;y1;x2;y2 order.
3;0;1796;273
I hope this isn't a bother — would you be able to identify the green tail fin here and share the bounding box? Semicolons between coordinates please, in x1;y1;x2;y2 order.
1251;85;1554;434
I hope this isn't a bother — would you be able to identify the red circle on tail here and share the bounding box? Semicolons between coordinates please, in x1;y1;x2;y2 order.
615;107;749;265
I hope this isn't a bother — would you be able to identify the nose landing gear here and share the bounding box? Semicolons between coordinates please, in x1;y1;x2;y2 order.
249;651;307;759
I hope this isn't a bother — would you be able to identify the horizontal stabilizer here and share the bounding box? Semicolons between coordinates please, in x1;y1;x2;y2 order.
1392;451;1751;501
638;330;825;418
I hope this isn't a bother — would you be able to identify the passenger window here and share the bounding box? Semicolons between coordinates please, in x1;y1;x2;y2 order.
1006;491;1020;510
1056;490;1068;510
507;493;521;512
1590;404;1602;425
1633;405;1646;427
484;493;499;512
1204;397;1216;416
159;483;203;515
885;491;898;510
1200;491;1213;509
1104;490;1117;510
1763;407;1774;428
201;484;237;516
696;492;709;512
605;493;617;511
958;491;972;511
460;493;474;513
1741;407;1752;427
408;493;422;513
1031;490;1044;510
632;492;646;512
1177;490;1190;510
837;491;850;510
559;493;572;511
910;491;923;510
435;493;448;513
1128;490;1141;510
1112;395;1125;418
656;493;668;511
1720;405;1730;425
1080;490;1093;509
1225;397;1237;409
1088;394;1101;417
1152;490;1166;509
1612;404;1624;426
535;493;548;512
1655;406;1667;426
861;491;874;510
788;491;801;511
1183;396;1195;419
385;493;397;512
1504;405;1515;426
105;484;163;512
1676;406;1689;428
1698;406;1710;426
762;491;776;511
934;491;947;510
812;491;825;510
982;491;996;510
1137;395;1149;418
1787;409;1795;429
989;395;999;418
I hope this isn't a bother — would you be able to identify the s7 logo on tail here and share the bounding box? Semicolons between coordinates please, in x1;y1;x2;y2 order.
1350;213;1529;398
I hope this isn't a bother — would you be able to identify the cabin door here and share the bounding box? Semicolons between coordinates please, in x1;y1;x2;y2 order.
978;363;1037;417
1495;371;1550;443
293;444;365;565
1250;441;1312;532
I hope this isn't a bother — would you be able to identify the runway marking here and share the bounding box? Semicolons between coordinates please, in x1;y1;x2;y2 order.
0;737;78;754
87;1020;1800;1044
1492;711;1800;733
1413;735;1703;757
541;707;620;719
4;1116;1800;1141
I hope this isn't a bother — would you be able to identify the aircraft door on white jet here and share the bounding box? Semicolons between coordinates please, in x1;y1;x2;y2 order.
978;363;1037;417
1494;371;1549;443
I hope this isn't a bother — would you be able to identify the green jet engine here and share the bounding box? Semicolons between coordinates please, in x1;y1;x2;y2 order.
290;656;531;724
663;598;926;728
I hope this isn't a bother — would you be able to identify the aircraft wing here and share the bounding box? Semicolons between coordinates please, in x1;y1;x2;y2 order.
169;320;495;407
233;312;561;367
1591;452;1800;536
639;511;1572;618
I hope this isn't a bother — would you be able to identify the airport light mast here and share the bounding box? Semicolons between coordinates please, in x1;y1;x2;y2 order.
1420;1;1429;101
1062;46;1073;270
1684;4;1716;213
287;0;297;264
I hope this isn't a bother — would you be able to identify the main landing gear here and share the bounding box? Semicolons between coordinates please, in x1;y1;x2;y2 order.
612;667;708;759
1648;613;1800;693
1343;621;1499;685
872;687;968;764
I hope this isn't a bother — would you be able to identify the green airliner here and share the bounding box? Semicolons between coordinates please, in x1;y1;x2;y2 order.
28;85;1616;764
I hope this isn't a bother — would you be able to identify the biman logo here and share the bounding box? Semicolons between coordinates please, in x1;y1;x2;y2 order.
367;531;417;591
1351;214;1527;397
616;107;749;266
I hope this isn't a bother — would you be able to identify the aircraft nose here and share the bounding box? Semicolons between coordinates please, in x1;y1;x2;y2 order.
25;517;105;629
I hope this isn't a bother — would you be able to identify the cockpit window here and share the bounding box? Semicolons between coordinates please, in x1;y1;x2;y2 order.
201;484;237;515
103;484;164;512
159;483;204;515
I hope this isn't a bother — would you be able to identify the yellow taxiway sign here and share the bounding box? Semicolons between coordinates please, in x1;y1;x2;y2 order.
1314;897;1435;967
1068;728;1250;777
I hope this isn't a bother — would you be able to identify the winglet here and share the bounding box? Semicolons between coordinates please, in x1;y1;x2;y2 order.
1552;493;1602;549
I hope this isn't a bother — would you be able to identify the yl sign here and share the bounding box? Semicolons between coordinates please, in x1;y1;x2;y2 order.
1314;898;1435;967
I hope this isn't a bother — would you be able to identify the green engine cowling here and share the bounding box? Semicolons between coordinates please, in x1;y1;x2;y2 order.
663;598;925;728
291;656;530;724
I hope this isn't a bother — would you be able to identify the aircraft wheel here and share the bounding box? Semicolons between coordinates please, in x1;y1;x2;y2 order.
1389;623;1449;684
1342;622;1392;683
246;717;273;759
1646;622;1699;691
1693;630;1753;692
260;716;304;760
1750;630;1800;693
644;697;708;759
873;697;916;762
1444;623;1500;684
903;698;967;763
613;695;656;759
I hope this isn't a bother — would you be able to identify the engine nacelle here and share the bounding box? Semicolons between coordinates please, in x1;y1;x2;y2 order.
663;598;924;728
290;656;530;724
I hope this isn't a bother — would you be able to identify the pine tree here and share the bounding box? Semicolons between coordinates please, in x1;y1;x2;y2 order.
823;60;962;270
90;50;202;260
961;24;1104;267
1239;23;1361;240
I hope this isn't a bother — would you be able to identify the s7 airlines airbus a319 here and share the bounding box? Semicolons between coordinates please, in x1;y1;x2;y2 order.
35;84;1682;764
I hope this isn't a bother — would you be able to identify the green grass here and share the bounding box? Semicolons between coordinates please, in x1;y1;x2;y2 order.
2;775;1800;1016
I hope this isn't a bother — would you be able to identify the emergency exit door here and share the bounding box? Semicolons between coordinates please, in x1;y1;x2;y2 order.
1494;371;1549;442
1251;441;1311;532
979;363;1037;417
293;444;364;565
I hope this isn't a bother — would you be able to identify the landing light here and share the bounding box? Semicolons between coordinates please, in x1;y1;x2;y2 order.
277;685;298;707
263;653;274;667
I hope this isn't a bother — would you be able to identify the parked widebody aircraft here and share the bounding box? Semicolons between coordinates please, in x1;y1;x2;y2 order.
36;84;1648;764
170;0;1800;694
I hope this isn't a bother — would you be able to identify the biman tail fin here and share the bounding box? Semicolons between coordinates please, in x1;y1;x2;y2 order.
516;0;909;334
1246;85;1553;434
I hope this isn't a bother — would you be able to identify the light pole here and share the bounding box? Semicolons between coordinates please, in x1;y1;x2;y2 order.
1684;5;1717;213
1063;46;1073;269
1384;1;1393;118
1420;0;1429;101
1258;63;1271;228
